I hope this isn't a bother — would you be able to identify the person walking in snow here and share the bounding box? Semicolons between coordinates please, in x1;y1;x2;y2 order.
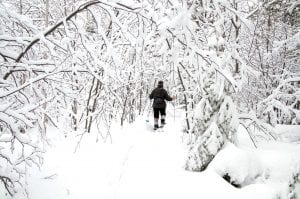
149;80;175;130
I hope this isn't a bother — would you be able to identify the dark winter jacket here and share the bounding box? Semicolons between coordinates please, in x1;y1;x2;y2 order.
149;84;172;109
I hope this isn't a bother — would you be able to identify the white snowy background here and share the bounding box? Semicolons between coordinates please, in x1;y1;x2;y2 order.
0;0;300;198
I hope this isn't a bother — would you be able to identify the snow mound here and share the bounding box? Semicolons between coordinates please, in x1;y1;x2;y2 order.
209;139;300;198
276;125;300;144
209;143;263;186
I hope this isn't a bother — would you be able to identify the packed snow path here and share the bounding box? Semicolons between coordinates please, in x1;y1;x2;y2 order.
89;115;246;199
20;112;247;199
3;110;299;199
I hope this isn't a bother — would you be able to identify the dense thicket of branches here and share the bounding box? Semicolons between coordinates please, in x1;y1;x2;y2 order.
239;0;300;125
0;0;299;196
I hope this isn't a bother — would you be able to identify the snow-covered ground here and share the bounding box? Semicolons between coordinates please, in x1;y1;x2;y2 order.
1;109;300;199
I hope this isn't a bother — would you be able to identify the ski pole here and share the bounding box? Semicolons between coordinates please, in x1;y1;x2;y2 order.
173;102;175;122
173;96;176;122
146;99;152;122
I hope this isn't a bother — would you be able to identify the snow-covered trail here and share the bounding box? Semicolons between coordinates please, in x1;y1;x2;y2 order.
6;109;297;199
21;110;243;199
112;119;241;199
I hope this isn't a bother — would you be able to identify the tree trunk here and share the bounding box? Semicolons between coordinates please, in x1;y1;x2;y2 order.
177;66;190;131
45;0;49;27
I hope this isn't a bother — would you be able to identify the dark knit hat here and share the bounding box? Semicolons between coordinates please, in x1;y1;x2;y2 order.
158;80;163;88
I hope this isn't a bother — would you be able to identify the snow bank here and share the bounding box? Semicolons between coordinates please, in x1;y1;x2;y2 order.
209;143;263;186
209;130;300;199
275;125;300;144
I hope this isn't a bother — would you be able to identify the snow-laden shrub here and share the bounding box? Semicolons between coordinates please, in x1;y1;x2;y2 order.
258;83;300;125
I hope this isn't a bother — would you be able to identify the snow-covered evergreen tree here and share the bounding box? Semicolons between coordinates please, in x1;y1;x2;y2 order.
183;0;246;171
185;68;239;171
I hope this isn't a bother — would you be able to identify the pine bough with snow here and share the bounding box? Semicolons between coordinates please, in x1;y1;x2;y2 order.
185;69;238;172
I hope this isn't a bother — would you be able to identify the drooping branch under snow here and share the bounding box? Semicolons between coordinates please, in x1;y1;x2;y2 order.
3;0;139;80
0;176;14;196
238;113;278;141
0;71;61;98
166;29;238;92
